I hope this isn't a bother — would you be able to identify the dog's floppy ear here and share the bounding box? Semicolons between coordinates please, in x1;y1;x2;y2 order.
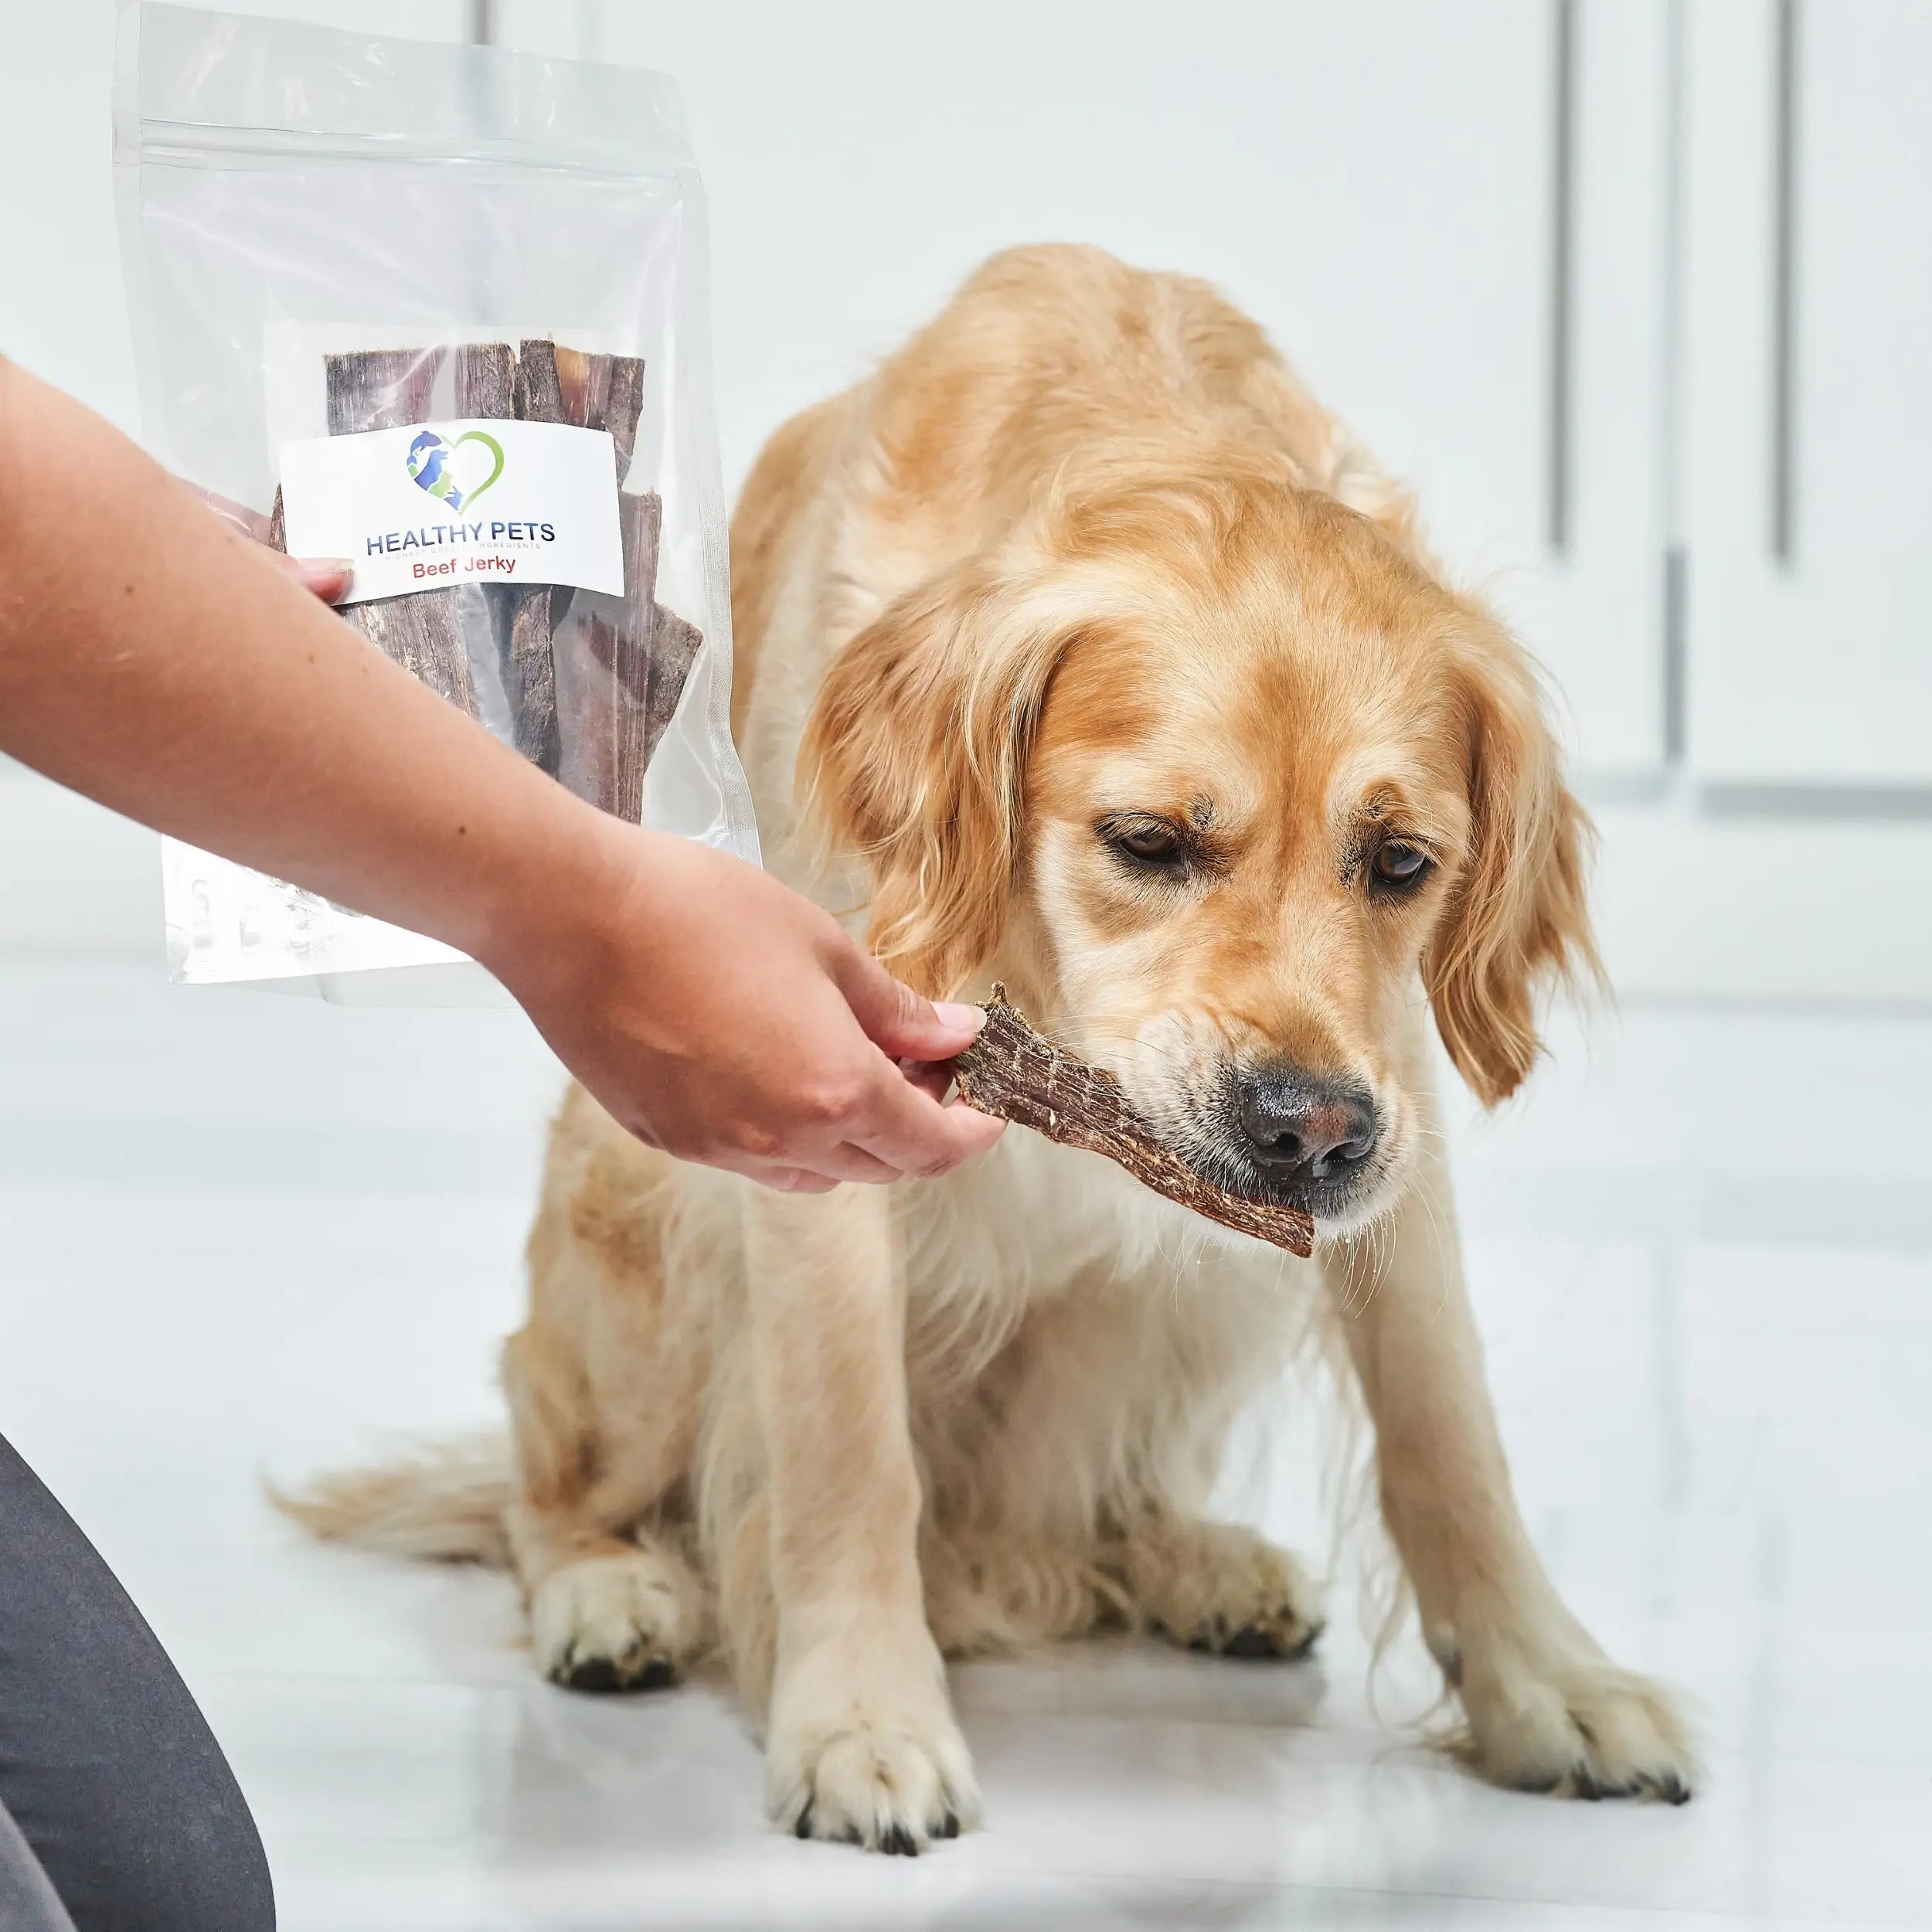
1423;627;1601;1106
802;558;1075;998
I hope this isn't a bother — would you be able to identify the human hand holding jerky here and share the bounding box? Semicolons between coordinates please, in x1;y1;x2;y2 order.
503;830;1005;1191
0;359;1002;1189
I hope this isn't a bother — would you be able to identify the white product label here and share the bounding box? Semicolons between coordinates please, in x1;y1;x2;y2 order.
278;420;624;605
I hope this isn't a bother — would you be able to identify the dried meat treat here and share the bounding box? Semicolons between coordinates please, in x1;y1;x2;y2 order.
594;355;648;476
515;337;566;424
550;344;655;812
549;343;706;816
570;360;707;777
320;346;478;716
519;338;583;642
451;339;515;420
323;347;440;437
404;337;700;821
951;987;1315;1256
448;342;559;767
503;583;563;773
485;338;567;774
552;343;591;423
553;347;648;474
641;603;702;767
572;490;664;820
612;492;665;807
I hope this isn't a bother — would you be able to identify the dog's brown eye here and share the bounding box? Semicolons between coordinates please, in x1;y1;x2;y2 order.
1372;841;1431;889
1111;821;1185;864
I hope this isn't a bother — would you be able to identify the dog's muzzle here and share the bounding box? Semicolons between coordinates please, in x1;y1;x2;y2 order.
1226;1064;1381;1216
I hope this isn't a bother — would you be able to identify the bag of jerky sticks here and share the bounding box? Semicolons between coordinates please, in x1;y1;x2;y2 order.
113;2;756;998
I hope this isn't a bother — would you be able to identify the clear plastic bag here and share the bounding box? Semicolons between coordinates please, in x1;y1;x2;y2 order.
113;2;757;999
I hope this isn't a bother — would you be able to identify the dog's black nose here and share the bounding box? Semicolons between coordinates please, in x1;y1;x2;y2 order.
1236;1071;1377;1183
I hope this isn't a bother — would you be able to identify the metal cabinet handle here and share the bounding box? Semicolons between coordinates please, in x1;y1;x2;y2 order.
1548;0;1578;556
1770;0;1800;564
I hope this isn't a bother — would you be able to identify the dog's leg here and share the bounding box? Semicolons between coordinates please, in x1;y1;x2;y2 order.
500;1316;708;1695
920;1529;1121;1657
744;1185;976;1854
1327;1063;1695;1801
505;1500;705;1694
1109;1512;1326;1661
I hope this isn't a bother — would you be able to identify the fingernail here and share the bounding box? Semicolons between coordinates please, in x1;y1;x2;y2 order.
935;1002;986;1035
295;559;353;600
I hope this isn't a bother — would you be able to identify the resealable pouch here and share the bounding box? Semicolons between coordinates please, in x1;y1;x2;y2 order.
114;2;756;997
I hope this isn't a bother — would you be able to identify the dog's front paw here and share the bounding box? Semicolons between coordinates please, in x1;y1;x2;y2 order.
767;1645;978;1854
530;1546;696;1693
1120;1516;1327;1661
1457;1637;1696;1802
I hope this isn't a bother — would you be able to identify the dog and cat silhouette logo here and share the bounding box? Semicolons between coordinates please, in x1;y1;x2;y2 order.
405;427;505;514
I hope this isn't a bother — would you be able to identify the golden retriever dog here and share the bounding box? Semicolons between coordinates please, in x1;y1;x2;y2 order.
291;244;1694;1851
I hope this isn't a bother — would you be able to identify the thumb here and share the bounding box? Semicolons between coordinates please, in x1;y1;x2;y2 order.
271;553;352;604
831;945;985;1062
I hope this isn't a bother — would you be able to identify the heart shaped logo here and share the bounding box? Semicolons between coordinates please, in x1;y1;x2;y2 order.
406;428;505;513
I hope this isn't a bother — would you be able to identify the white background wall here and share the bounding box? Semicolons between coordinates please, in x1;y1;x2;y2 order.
3;0;1929;1002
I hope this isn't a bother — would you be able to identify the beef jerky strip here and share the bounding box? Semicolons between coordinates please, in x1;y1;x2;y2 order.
515;336;566;432
639;604;702;769
561;351;703;790
577;490;664;821
549;350;658;820
516;336;573;628
553;347;648;476
447;342;532;753
614;494;664;818
479;338;565;774
583;356;702;773
951;987;1315;1257
321;347;478;717
324;346;439;436
451;339;515;420
517;340;580;638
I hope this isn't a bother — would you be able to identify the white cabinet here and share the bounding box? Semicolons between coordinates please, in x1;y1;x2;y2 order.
1682;0;1932;784
597;0;1671;773
1512;0;1675;774
0;0;1672;777
9;0;1923;990
0;2;468;430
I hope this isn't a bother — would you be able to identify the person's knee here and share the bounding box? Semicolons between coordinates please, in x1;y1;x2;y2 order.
43;1757;274;1932
137;1797;275;1932
0;1437;275;1932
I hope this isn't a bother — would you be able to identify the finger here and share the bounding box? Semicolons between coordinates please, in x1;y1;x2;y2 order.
947;1093;1005;1132
271;554;352;603
808;1142;906;1187
940;1097;1007;1156
899;1057;955;1105
761;1168;840;1195
828;945;986;1062
849;1060;1007;1179
706;1151;842;1192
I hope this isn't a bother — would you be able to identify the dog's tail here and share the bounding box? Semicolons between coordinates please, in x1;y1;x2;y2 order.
270;1433;515;1567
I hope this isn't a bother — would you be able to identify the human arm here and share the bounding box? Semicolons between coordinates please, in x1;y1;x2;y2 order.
0;358;1001;1189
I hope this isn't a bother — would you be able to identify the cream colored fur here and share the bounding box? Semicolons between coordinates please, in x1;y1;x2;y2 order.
285;245;1694;1852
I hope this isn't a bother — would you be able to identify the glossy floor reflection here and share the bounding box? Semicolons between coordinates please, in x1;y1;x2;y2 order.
2;962;1928;1930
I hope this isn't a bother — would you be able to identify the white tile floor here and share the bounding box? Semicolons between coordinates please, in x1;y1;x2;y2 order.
2;960;1930;1930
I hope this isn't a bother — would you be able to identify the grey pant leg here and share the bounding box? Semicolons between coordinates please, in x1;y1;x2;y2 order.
0;1797;76;1932
0;1437;274;1932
